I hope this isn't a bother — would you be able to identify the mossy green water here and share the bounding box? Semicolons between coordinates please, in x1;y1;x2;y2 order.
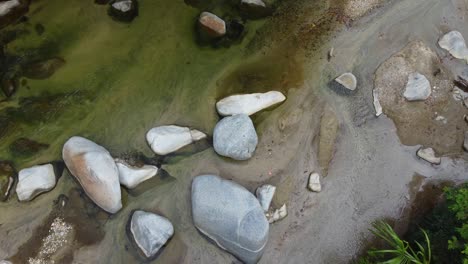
0;0;272;168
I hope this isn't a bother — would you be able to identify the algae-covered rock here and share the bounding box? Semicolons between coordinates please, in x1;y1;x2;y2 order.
22;57;65;80
9;137;49;157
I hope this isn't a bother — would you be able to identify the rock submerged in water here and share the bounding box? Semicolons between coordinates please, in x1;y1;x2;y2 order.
267;204;287;224
240;0;270;18
115;159;158;189
198;12;226;38
216;91;286;116
146;125;206;155
335;72;357;91
213;114;258;160
255;184;276;212
417;147;441;165
0;161;16;202
22;57;66;80
16;164;56;202
438;31;468;63
129;210;174;259
192;175;269;264
62;136;122;214
0;0;29;29
403;72;431;101
109;0;138;22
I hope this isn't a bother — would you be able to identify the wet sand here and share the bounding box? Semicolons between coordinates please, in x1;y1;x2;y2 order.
1;0;468;263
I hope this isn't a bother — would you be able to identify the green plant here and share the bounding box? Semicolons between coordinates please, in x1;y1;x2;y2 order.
445;185;468;264
366;221;431;264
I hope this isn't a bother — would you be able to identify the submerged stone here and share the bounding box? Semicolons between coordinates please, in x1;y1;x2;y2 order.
438;31;468;63
1;78;18;98
22;57;65;80
240;0;270;19
16;164;56;201
213;114;258;160
0;0;29;29
403;72;431;101
216;91;286;116
9;137;49;157
417;147;441;165
192;175;269;264
0;161;15;202
62;136;122;214
130;210;174;259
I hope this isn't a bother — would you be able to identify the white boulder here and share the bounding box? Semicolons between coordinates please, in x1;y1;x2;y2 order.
335;73;357;91
146;125;206;155
307;172;322;192
417;147;441;165
216;91;286;116
16;164;56;202
130;210;174;259
115;159;158;189
62;136;122;214
438;31;468;63
403;72;431;101
255;184;276;212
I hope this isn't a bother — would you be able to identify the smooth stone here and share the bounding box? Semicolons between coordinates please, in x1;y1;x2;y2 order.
198;12;226;38
403;72;431;101
438;31;468;63
335;72;357;91
62;136;122;214
241;0;266;8
267;204;287;224
240;0;269;18
191;175;269;264
16;164;56;202
255;184;276;212
464;132;468;151
213;114;258;160
308;172;322;192
373;90;383;117
130;210;174;259
109;0;138;22
216;91;286;116
0;0;19;16
146;125;206;155
115;159;158;189
417;147;441;165
0;161;15;202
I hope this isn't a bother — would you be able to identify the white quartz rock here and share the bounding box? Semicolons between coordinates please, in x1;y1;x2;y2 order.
267;204;287;224
216;91;286;116
308;172;322;192
115;160;158;189
146;125;206;155
438;31;468;63
335;73;357;91
417;147;441;165
255;184;276;212
403;72;431;101
16;164;56;202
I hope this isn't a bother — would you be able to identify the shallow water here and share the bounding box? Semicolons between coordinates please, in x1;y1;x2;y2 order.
1;0;468;263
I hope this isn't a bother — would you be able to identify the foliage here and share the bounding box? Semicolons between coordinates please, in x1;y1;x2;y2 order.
445;184;468;264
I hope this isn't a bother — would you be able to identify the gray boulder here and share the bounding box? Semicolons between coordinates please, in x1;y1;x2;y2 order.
191;175;269;264
130;210;174;259
213;114;258;160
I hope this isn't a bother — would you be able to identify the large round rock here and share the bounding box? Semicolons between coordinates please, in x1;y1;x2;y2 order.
213;114;258;160
62;136;122;214
191;175;269;264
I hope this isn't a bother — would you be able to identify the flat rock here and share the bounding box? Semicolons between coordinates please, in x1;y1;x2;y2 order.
216;91;286;116
403;72;431;101
0;161;15;202
146;125;206;155
417;147;441;165
198;12;226;38
115;159;158;189
335;72;357;91
438;31;468;63
16;164;56;201
308;172;322;192
213;114;258;160
255;184;276;212
62;136;122;214
130;210;174;259
192;175;269;264
267;204;287;224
